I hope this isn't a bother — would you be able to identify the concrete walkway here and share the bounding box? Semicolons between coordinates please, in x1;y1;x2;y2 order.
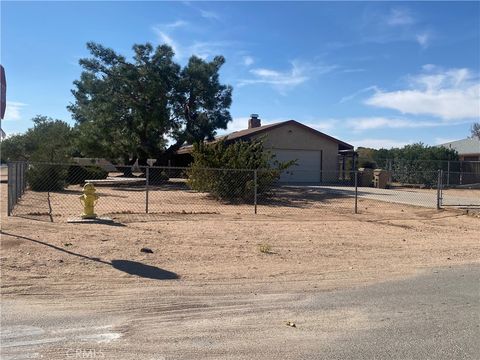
299;185;480;208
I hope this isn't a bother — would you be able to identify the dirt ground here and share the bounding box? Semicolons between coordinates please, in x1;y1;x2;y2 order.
1;182;479;359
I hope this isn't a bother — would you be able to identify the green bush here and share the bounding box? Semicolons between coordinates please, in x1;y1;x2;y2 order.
187;138;294;201
357;159;376;169
66;165;108;185
27;164;68;191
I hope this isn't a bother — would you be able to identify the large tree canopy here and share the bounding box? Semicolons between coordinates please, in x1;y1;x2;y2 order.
68;42;232;165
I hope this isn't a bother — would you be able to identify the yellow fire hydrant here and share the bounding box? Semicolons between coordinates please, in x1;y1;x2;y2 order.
79;183;99;219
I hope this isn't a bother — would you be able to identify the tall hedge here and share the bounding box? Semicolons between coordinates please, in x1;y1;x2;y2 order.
27;164;68;192
357;143;459;186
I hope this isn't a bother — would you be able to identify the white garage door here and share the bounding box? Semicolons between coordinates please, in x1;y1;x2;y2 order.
273;149;321;183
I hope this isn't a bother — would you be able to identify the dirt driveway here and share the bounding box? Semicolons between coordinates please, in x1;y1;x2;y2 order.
1;183;480;359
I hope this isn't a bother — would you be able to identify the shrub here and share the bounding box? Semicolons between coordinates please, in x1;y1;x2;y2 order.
258;243;273;254
27;164;68;191
187;138;294;201
357;159;376;169
66;165;108;185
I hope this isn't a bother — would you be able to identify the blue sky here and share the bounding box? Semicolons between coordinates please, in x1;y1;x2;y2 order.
1;1;479;149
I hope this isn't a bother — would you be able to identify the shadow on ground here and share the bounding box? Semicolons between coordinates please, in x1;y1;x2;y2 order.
111;260;178;280
1;232;179;281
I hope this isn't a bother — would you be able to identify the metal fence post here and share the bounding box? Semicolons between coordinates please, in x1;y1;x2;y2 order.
254;169;258;214
19;162;24;195
7;162;13;216
436;169;442;210
145;166;149;214
16;162;20;203
22;162;26;194
354;170;358;214
446;160;450;187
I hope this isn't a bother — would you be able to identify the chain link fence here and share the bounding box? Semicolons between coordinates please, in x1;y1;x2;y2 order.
6;161;28;216
5;162;479;221
357;158;480;186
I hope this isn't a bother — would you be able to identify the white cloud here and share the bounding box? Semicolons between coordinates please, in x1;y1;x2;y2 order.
199;9;220;21
152;26;182;58
338;86;379;104
239;64;308;90
365;67;480;120
164;20;189;29
152;23;229;61
238;60;336;94
3;101;27;121
303;121;336;132
243;56;254;66
350;138;414;150
416;31;431;48
347;117;444;131
386;8;415;26
189;41;229;60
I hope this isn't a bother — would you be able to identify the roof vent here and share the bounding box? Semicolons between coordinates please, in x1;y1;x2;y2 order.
248;114;261;129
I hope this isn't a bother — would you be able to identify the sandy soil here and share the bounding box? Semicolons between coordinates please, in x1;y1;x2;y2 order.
1;182;479;359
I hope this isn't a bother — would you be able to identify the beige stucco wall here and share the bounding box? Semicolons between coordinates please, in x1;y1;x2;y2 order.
251;123;340;177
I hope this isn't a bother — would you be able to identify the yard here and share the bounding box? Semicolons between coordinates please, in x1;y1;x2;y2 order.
1;180;479;359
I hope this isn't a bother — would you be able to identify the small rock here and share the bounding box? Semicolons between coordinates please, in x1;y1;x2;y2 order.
141;247;153;254
58;259;64;263
447;257;451;260
64;243;72;247
286;321;296;328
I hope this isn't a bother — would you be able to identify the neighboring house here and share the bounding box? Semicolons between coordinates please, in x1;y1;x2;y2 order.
438;137;480;161
176;115;354;183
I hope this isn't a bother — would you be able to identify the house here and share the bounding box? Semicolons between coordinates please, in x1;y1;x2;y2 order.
438;137;480;161
176;114;354;183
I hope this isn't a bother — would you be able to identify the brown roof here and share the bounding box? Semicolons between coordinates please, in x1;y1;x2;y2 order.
177;120;353;154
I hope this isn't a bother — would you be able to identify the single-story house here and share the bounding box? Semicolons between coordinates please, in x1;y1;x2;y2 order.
176;115;354;183
438;137;480;161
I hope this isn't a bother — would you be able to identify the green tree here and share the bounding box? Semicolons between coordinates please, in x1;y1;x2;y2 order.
68;42;232;167
187;138;294;201
0;134;27;162
1;115;73;162
0;116;75;191
471;122;480;138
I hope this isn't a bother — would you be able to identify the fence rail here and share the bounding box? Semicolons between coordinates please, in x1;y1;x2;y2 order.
6;162;479;221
